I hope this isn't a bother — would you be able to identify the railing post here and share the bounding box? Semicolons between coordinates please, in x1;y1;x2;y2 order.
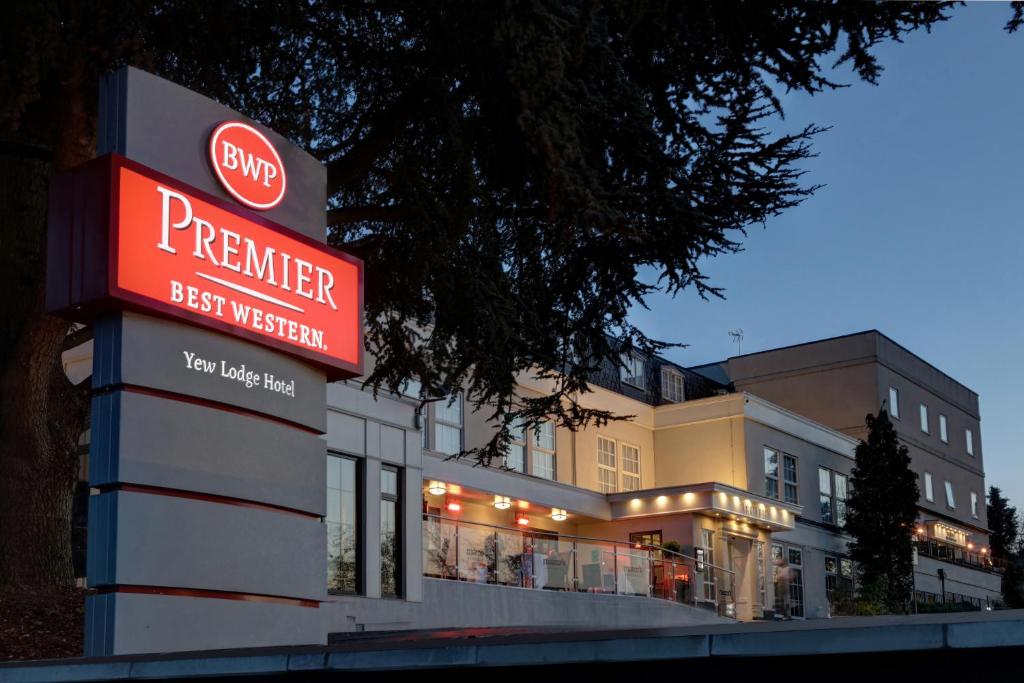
613;544;619;595
492;530;498;585
454;517;460;581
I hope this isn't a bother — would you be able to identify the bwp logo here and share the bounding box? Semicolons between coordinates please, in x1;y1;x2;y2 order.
209;121;287;210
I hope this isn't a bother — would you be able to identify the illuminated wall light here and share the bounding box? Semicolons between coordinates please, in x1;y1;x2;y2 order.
683;492;695;504
550;508;568;522
732;495;741;508
445;497;461;513
427;481;447;496
718;492;728;504
630;498;642;509
517;500;530;510
448;484;462;495
515;512;530;526
656;495;668;506
967;542;975;550
493;495;512;510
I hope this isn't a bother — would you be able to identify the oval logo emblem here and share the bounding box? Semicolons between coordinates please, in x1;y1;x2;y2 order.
208;121;287;211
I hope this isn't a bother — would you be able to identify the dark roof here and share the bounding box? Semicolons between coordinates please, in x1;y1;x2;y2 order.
588;349;728;406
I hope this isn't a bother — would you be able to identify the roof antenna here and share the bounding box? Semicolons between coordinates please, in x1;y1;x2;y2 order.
729;329;744;356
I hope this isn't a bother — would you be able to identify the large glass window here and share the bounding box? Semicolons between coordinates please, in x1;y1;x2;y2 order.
971;491;979;518
434;393;463;455
944;480;956;509
504;418;526;473
661;367;684;403
924;471;934;502
620;443;641;491
597;436;617;493
764;447;779;499
919;404;929;433
532;420;556;480
966;428;975;456
939;414;948;443
889;387;900;419
327;454;359;593
380;465;401;597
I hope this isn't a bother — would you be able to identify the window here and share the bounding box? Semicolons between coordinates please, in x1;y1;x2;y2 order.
620;353;646;389
400;378;422;399
939;414;948;443
889;387;900;419
773;544;803;618
597;436;617;493
834;473;848;526
944;480;956;509
754;540;767;609
919;404;929;434
504;419;526;473
825;555;838;600
701;529;716;602
532;421;556;480
783;454;798;504
971;491;979;518
630;530;662;551
818;468;833;524
661;367;685;403
764;448;779;499
765;447;797;503
327;454;360;593
826;555;854;606
787;548;804;618
380;465;401;597
924;472;934;502
818;468;848;527
966;428;975;456
620;443;641;491
434;393;463;456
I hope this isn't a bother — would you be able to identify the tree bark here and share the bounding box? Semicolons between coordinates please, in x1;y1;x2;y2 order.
0;57;92;586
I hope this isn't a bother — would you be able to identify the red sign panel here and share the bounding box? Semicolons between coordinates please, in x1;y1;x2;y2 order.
209;121;287;210
47;155;363;378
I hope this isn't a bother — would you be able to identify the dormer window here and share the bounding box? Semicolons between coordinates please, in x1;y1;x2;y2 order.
620;353;646;389
661;367;685;402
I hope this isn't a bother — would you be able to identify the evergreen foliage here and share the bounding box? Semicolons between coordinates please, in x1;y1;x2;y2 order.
845;409;920;613
987;486;1024;607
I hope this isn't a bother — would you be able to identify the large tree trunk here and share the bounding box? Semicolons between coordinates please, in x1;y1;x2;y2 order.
0;57;92;586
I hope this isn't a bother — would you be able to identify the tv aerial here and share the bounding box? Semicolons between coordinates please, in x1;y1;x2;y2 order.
729;329;744;355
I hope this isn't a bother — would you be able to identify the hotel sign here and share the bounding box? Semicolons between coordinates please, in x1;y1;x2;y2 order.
48;154;363;379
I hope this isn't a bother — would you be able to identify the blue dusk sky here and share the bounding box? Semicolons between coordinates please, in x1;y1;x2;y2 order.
630;4;1024;508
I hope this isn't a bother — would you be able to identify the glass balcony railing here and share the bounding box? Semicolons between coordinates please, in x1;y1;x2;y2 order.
422;514;737;618
915;537;1008;573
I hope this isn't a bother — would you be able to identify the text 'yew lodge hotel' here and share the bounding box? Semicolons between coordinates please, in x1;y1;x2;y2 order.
65;328;1001;648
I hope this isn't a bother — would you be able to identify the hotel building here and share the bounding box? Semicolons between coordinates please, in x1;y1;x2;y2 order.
66;329;1003;636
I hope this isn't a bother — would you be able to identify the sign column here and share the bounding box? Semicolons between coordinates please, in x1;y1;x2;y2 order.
46;67;363;655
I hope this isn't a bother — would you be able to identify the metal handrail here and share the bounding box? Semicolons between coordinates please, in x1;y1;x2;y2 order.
422;513;735;576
